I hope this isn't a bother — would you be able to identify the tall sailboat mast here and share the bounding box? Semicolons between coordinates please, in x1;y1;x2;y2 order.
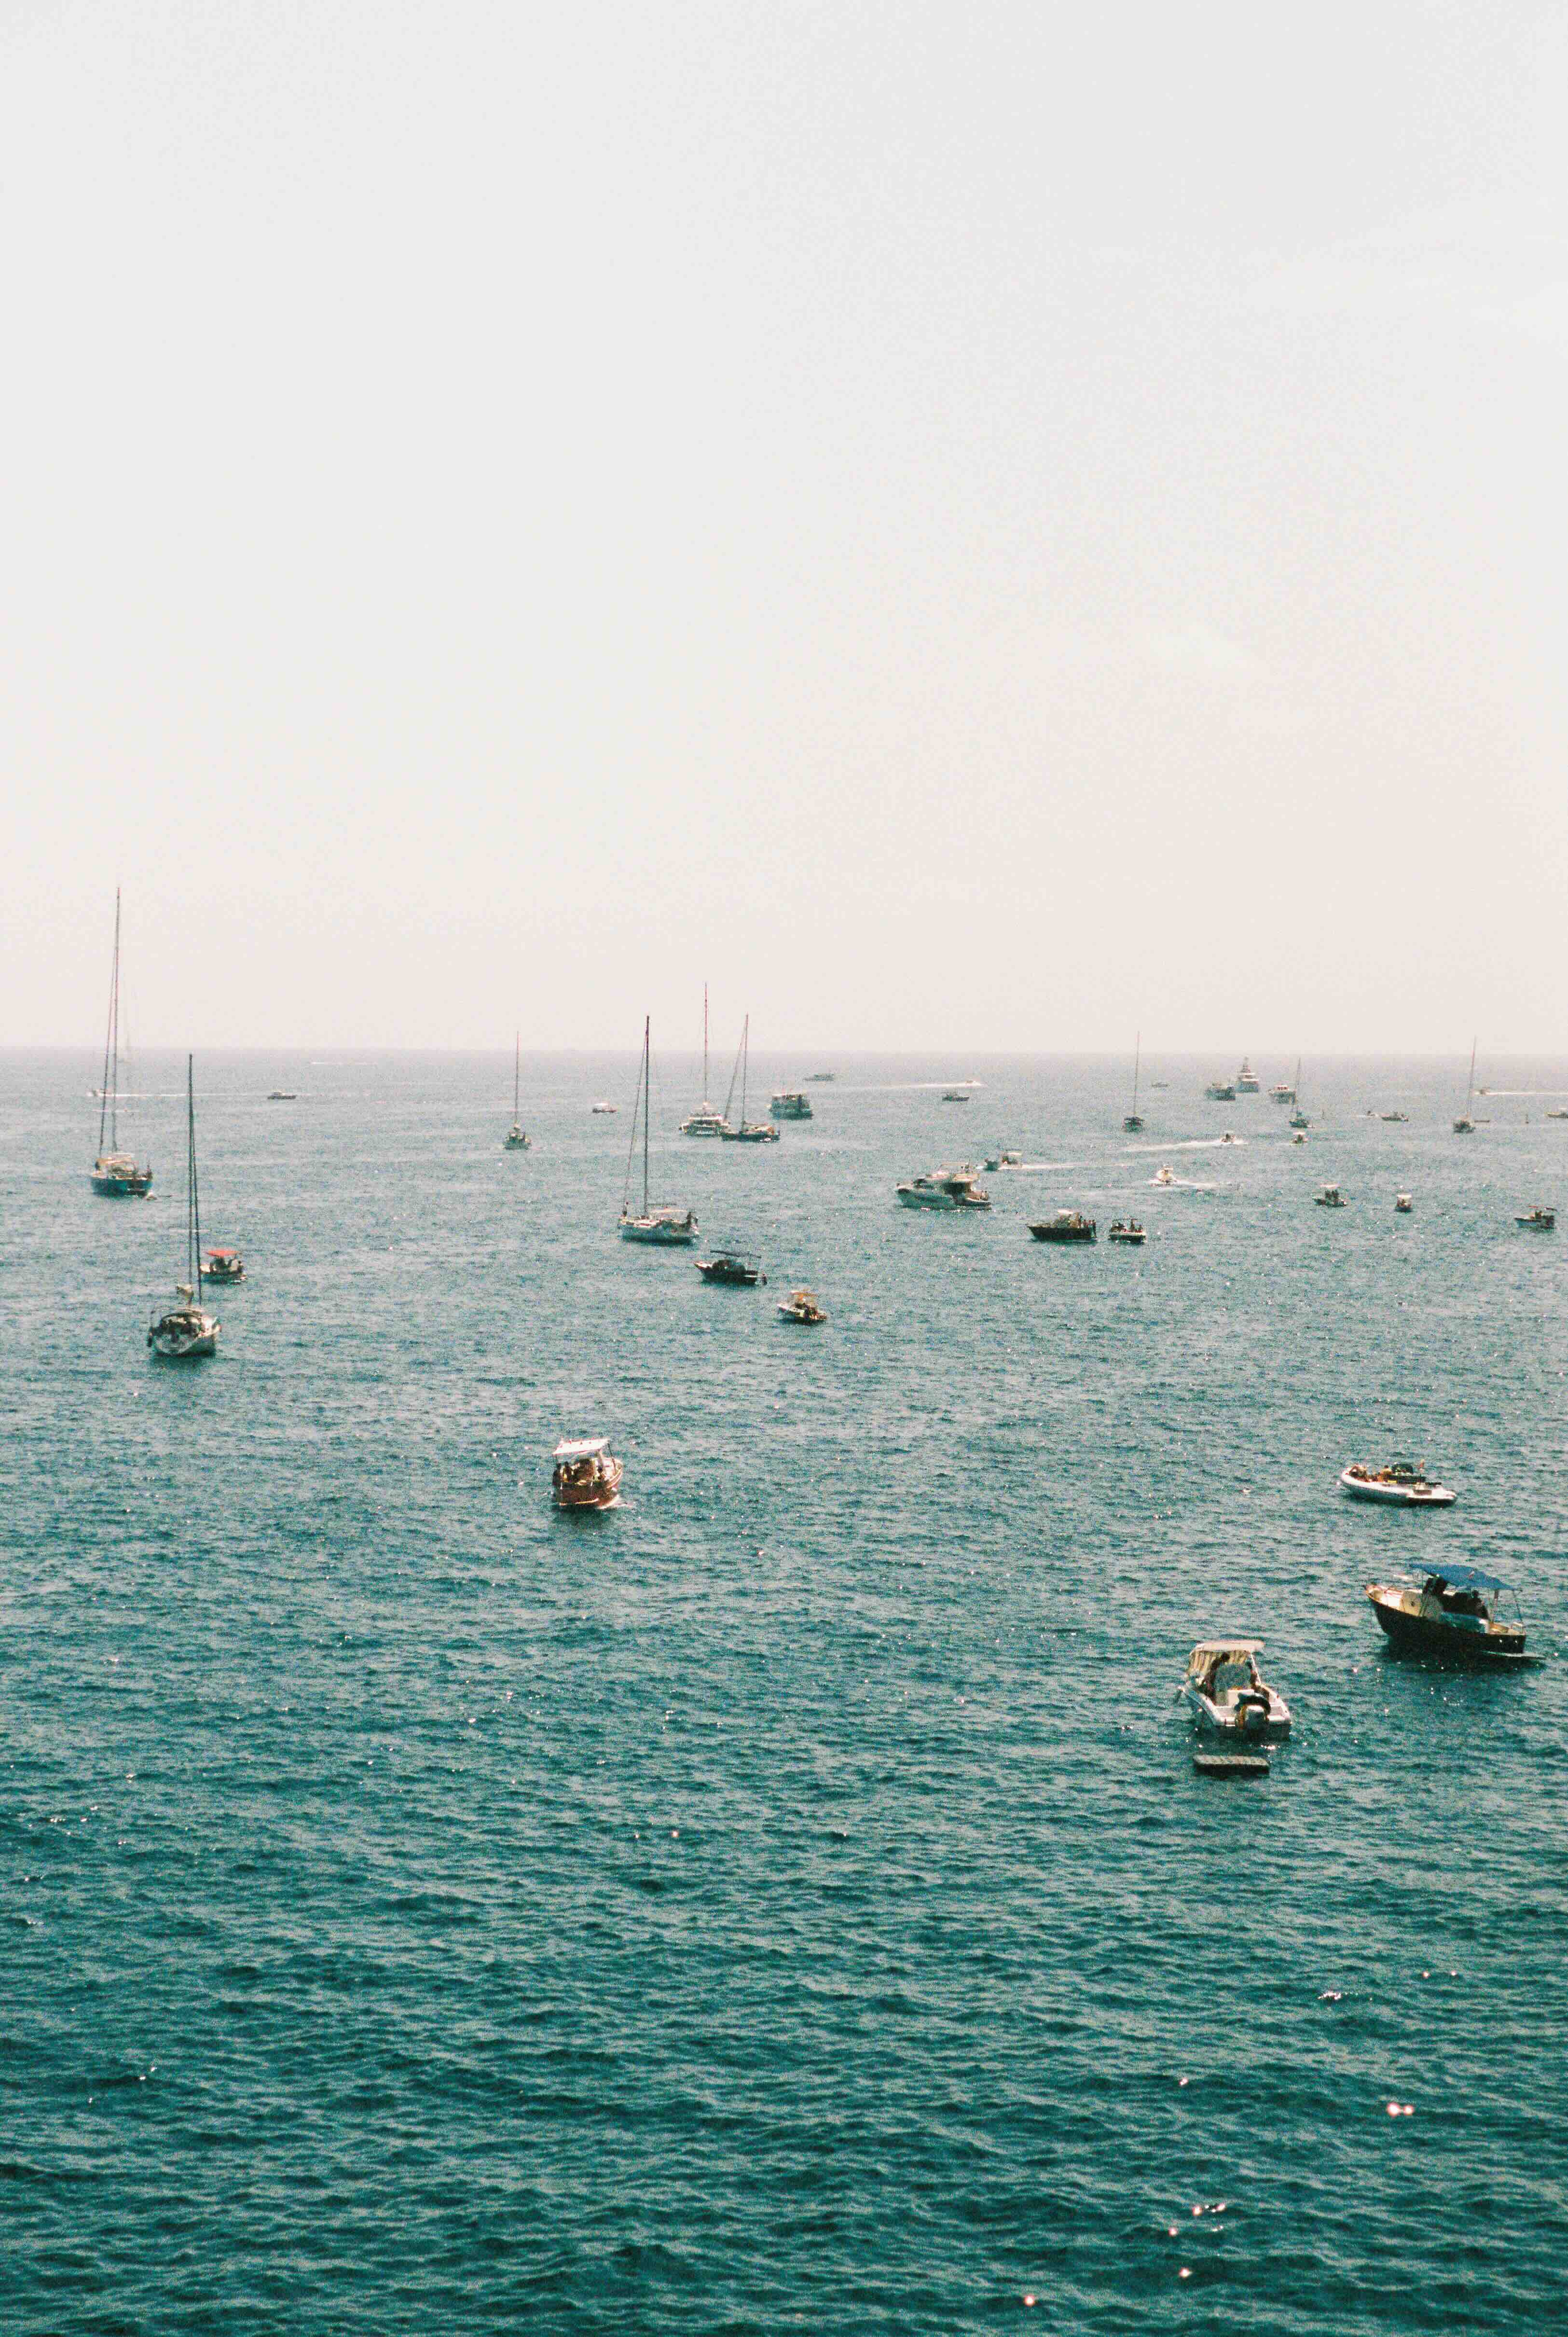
514;1032;521;1122
99;886;122;1154
643;1015;651;1216
1466;1036;1477;1113
702;982;709;1104
187;1054;203;1304
1131;1031;1140;1117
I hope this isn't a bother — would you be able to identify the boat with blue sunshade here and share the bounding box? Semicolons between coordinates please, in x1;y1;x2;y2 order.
1366;1563;1538;1665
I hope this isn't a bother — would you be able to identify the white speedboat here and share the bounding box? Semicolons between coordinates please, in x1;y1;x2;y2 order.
897;1175;959;1210
1183;1643;1291;1739
1340;1461;1455;1507
777;1286;826;1324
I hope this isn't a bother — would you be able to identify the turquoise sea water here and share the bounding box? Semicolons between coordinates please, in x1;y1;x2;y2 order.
3;1049;1566;2333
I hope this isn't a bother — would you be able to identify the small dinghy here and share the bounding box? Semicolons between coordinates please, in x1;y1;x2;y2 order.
1340;1461;1454;1507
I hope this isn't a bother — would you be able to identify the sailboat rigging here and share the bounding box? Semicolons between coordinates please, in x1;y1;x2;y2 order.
680;982;732;1136
148;1056;220;1358
91;888;153;1196
1454;1038;1478;1134
1123;1033;1144;1133
504;1031;531;1150
1289;1059;1309;1129
720;1014;779;1143
620;1018;698;1244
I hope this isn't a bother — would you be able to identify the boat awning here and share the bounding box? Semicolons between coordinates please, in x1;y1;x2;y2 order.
553;1437;609;1462
1419;1563;1506;1592
1188;1642;1262;1670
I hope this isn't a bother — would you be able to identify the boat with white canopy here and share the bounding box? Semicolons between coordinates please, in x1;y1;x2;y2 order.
551;1437;624;1510
1182;1643;1292;1739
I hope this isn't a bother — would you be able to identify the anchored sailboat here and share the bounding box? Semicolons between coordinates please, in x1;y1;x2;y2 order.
148;1056;219;1358
620;1018;698;1244
680;983;732;1136
504;1031;531;1150
1289;1059;1309;1130
90;888;153;1197
1123;1033;1144;1133
1454;1037;1478;1134
720;1014;779;1143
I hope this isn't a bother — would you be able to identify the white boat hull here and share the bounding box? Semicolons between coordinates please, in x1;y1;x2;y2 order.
148;1312;220;1359
619;1214;698;1245
1339;1468;1454;1507
1183;1683;1291;1740
897;1186;957;1210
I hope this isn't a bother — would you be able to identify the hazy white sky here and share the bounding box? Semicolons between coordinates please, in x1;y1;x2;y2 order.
4;0;1567;1052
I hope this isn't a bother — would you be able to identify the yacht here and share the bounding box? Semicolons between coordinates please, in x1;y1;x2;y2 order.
1183;1643;1291;1739
1123;1032;1144;1132
1107;1220;1146;1244
619;1017;698;1245
1516;1204;1556;1230
680;984;733;1137
896;1177;958;1211
696;1248;766;1286
1269;1078;1296;1105
551;1436;623;1511
504;1031;531;1150
1314;1184;1346;1208
1339;1461;1454;1507
1205;1079;1237;1102
1029;1209;1096;1243
770;1091;812;1120
1395;1192;1413;1214
718;1015;780;1143
90;889;153;1198
777;1287;826;1324
1366;1564;1534;1664
148;1057;220;1360
1235;1058;1261;1093
1454;1037;1479;1134
203;1247;246;1285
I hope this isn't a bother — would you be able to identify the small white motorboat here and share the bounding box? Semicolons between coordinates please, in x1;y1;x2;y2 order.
591;1100;617;1114
897;1175;959;1210
1395;1193;1413;1214
1183;1643;1291;1740
1339;1461;1455;1507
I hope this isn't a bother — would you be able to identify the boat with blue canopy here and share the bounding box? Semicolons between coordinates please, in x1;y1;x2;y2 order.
1366;1563;1538;1664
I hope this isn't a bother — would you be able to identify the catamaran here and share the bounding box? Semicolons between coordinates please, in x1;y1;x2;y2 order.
1123;1032;1144;1132
148;1056;219;1359
719;1014;778;1142
90;889;153;1197
620;1017;698;1244
680;983;732;1136
504;1031;531;1150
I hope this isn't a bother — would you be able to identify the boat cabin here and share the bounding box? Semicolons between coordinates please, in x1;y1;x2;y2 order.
551;1435;624;1510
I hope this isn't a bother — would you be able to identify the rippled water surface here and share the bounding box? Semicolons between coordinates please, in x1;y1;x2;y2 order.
3;1049;1567;2332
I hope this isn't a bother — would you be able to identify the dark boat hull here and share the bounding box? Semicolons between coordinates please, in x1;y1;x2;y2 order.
1369;1594;1529;1665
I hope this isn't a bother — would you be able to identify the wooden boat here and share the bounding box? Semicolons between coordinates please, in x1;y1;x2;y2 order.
148;1057;219;1359
619;1017;698;1245
1029;1210;1096;1243
90;889;153;1197
1367;1564;1536;1664
777;1287;825;1324
552;1436;623;1510
504;1031;531;1149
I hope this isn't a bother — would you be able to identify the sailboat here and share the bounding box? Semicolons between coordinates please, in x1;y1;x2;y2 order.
1454;1038;1478;1134
90;888;153;1196
720;1014;779;1142
148;1056;220;1358
1289;1060;1309;1130
1123;1033;1144;1133
620;1018;698;1244
504;1031;531;1150
679;983;732;1136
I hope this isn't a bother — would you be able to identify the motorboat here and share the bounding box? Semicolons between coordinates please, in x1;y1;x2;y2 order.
504;1030;531;1149
983;1150;1024;1171
1182;1643;1291;1739
1395;1192;1413;1214
777;1287;826;1324
897;1176;958;1211
1152;1165;1176;1187
805;1072;836;1083
1289;1107;1310;1130
940;1088;971;1103
1366;1563;1535;1665
552;1436;623;1510
718;1014;780;1142
1547;1108;1568;1121
1339;1461;1455;1507
1516;1205;1555;1230
591;1100;617;1114
680;983;733;1135
266;1090;297;1101
1235;1059;1260;1093
148;1057;219;1361
1029;1210;1096;1243
1107;1220;1146;1244
770;1091;812;1120
619;1016;698;1245
1314;1184;1346;1208
90;889;153;1198
696;1249;766;1286
203;1248;246;1285
1380;1111;1408;1123
935;1164;991;1208
1292;1130;1307;1145
1205;1080;1236;1102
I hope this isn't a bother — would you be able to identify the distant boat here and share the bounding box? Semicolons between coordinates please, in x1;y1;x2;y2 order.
1205;1079;1236;1102
203;1246;246;1285
620;1017;697;1245
719;1014;779;1143
504;1031;531;1150
552;1436;623;1510
896;1175;958;1211
1380;1111;1408;1123
1289;1060;1309;1129
1341;1461;1453;1507
777;1287;826;1323
940;1088;971;1103
696;1248;767;1286
1516;1204;1555;1230
680;983;733;1137
1107;1220;1146;1244
90;889;153;1198
1454;1038;1478;1134
267;1090;297;1101
1029;1210;1096;1243
1123;1032;1144;1132
1314;1184;1346;1208
805;1072;836;1082
770;1090;812;1120
147;1057;219;1359
1395;1192;1413;1214
591;1100;617;1115
1235;1058;1260;1093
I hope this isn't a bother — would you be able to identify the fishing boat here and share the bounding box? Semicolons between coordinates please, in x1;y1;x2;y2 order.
1516;1204;1555;1230
770;1091;812;1120
90;889;153;1197
680;984;733;1137
1454;1037;1478;1134
504;1032;531;1150
147;1057;220;1360
1204;1079;1236;1102
203;1247;246;1285
1182;1643;1291;1739
551;1436;624;1510
777;1287;826;1324
1107;1220;1146;1244
619;1017;698;1245
896;1175;959;1210
1366;1563;1535;1664
718;1015;779;1142
1235;1058;1260;1093
1339;1461;1455;1507
1029;1210;1097;1243
1314;1184;1346;1208
696;1247;766;1286
1123;1032;1144;1132
1395;1192;1414;1214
